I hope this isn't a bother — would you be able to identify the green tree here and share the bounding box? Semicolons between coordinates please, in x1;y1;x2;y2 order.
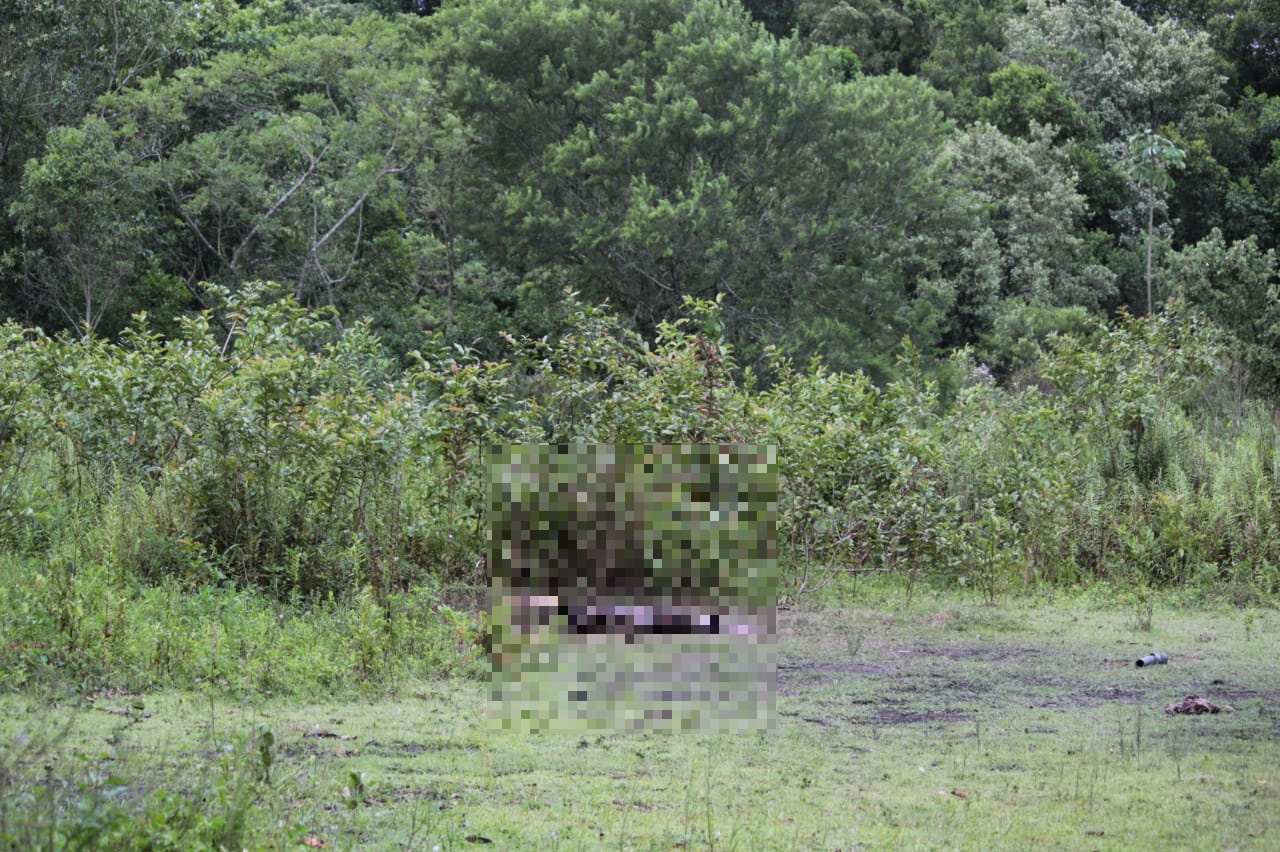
1203;0;1280;97
1122;130;1186;314
1004;0;1226;310
432;0;962;372
1197;92;1280;251
978;62;1086;141
1;0;177;324
798;0;940;75
740;0;801;36
1121;0;1280;97
917;0;1020;118
947;123;1117;312
975;299;1096;379
0;0;184;174
0;0;298;325
9;118;170;333
1096;6;1280;268
1005;0;1227;141
796;0;1021;114
12;11;463;345
1164;228;1280;388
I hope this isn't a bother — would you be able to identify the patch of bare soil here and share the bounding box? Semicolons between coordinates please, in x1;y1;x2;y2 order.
894;645;1046;663
869;706;971;726
280;740;357;759
777;661;891;679
775;611;1270;736
363;739;481;756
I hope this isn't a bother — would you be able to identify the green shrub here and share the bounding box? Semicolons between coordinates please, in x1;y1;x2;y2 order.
3;285;1279;639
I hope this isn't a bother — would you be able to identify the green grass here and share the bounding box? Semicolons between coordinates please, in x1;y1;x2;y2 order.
0;553;488;698
2;586;1277;849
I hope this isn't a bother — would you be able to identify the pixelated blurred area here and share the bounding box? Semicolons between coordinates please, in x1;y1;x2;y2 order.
488;445;777;733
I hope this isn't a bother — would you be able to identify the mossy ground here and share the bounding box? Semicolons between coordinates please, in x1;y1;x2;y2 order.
2;588;1277;850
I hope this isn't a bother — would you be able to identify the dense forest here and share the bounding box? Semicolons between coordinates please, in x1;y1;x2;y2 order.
3;0;1277;378
3;0;1280;632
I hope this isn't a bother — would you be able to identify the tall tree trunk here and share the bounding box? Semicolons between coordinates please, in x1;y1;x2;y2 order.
1145;183;1155;316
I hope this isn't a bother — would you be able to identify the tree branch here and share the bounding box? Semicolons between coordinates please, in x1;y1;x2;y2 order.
229;144;330;276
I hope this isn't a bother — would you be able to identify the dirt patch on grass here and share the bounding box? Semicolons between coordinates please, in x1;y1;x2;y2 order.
363;739;482;756
869;706;972;726
893;644;1046;663
280;741;354;759
778;661;892;679
775;608;1275;738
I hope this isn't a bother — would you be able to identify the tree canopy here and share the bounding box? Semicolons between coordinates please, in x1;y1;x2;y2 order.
0;0;1276;387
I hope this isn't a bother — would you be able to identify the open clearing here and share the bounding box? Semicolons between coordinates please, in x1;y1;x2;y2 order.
3;590;1278;850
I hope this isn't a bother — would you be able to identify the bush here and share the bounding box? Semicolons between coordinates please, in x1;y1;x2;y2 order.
3;284;1279;629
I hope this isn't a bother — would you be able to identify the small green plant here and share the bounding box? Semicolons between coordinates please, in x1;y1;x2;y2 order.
343;770;367;810
1129;582;1156;632
349;585;391;684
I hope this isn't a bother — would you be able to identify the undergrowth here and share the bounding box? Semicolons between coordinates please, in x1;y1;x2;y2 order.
2;286;1280;701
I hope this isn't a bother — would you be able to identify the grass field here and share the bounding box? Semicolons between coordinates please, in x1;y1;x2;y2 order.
2;587;1277;850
